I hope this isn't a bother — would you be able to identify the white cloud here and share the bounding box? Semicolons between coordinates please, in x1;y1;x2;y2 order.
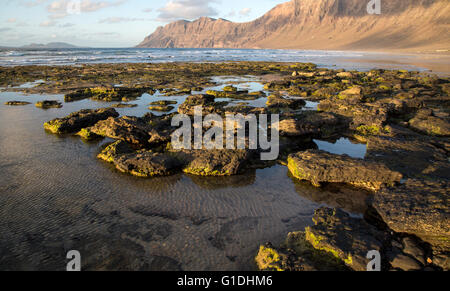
47;0;126;19
239;8;251;16
157;0;219;22
99;17;146;24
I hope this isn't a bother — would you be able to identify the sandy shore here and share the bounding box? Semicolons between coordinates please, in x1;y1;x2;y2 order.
341;52;450;76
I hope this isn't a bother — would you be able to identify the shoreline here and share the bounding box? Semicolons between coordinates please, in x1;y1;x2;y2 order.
1;49;449;76
339;52;450;76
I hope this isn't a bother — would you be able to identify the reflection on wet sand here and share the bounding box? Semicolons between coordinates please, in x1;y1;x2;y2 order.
289;172;371;215
186;171;257;190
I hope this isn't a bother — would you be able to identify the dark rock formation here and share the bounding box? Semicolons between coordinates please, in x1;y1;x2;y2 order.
288;150;403;191
114;151;181;178
304;208;389;271
35;100;62;109
44;108;119;134
4;101;31;106
373;179;450;249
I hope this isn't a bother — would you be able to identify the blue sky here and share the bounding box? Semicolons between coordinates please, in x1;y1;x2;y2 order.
0;0;287;47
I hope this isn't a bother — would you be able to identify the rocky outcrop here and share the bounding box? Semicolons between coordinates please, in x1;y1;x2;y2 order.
408;109;450;137
257;207;436;271
373;179;450;249
365;135;450;180
276;111;344;138
110;103;138;108
206;89;265;101
255;233;349;271
97;140;134;163
4;101;31;106
179;149;252;176
65;87;151;102
44;108;119;134
138;0;450;52
288;150;403;191
305;208;389;271
266;94;305;110
114;151;181;178
89;116;153;148
177;94;221;115
35;100;62;109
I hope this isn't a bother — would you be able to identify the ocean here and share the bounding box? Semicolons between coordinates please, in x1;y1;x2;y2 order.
0;48;430;72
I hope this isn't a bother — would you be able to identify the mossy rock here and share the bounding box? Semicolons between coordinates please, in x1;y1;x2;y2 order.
4;101;31;106
110;103;138;108
97;140;134;163
182;150;250;176
255;232;349;271
223;85;238;92
355;125;384;136
255;246;284;271
148;105;175;112
304;208;389;271
114;151;181;178
44;108;119;134
163;88;191;96
76;128;102;141
35;100;62;109
149;100;177;106
409;115;450;137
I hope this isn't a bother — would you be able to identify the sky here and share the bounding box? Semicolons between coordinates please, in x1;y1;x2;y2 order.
0;0;287;47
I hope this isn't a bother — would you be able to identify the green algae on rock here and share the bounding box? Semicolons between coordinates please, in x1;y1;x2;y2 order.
65;87;151;102
110;103;138;108
114;151;181;178
287;149;402;191
4;101;31;106
44;108;119;134
148;105;175;112
89;114;174;149
148;100;177;112
97;140;135;163
35;100;62;109
149;100;178;106
304;207;388;271
255;245;284;271
408;109;450;137
89;116;152;147
76;127;102;141
180;149;252;176
177;94;223;115
255;233;350;271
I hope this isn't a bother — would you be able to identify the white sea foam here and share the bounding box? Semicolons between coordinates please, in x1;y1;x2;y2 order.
0;48;427;72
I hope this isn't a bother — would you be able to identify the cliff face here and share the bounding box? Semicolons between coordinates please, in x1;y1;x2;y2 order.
137;0;450;52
